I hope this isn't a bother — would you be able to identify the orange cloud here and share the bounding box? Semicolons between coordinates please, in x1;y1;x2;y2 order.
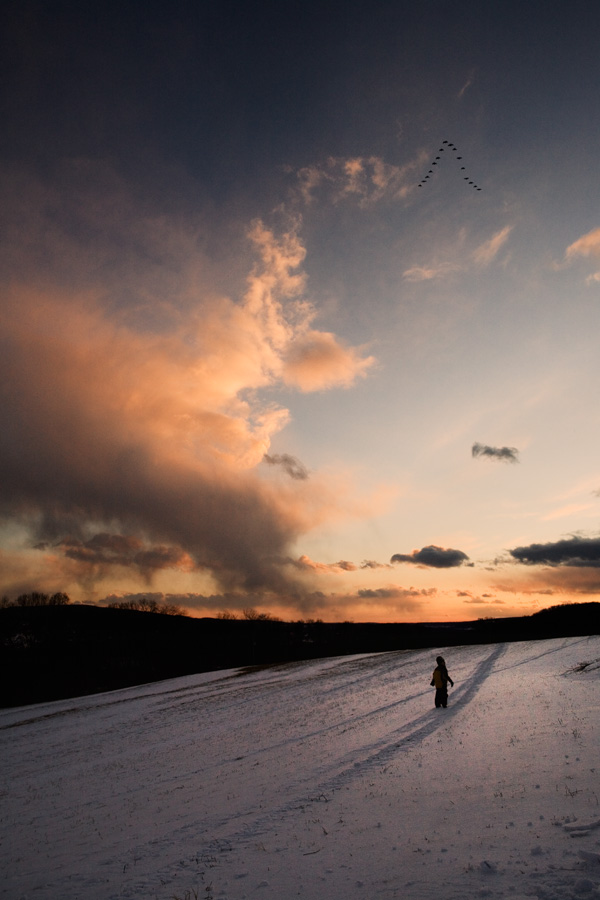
283;330;375;391
403;225;513;284
402;263;462;282
0;168;376;600
294;155;416;206
472;225;513;265
565;226;600;260
291;555;358;573
564;227;600;284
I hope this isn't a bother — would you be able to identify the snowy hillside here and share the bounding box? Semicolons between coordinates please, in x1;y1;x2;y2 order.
2;636;600;900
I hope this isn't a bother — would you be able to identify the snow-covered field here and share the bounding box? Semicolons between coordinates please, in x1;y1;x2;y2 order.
2;636;600;900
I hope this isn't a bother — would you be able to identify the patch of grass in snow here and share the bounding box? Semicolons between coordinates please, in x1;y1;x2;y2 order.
172;881;218;900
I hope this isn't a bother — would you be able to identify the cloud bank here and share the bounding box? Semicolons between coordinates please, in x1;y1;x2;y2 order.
101;583;436;620
510;536;600;568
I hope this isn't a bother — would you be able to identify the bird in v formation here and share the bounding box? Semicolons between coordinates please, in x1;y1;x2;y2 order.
417;141;482;191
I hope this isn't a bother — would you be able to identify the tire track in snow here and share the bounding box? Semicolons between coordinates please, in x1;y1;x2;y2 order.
491;635;593;674
318;642;507;790
188;644;508;846
145;644;508;863
102;644;505;862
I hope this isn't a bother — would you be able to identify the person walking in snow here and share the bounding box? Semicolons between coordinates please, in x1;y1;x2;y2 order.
431;655;454;708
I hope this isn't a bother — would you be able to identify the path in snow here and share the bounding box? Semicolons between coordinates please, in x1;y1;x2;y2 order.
1;636;600;899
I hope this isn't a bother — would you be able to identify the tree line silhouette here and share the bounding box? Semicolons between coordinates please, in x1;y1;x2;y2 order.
1;591;71;608
1;598;598;708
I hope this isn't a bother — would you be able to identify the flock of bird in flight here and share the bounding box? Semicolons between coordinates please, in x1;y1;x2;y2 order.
418;141;482;191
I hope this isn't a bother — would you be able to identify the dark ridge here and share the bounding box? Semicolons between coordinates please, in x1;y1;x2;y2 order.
1;602;599;708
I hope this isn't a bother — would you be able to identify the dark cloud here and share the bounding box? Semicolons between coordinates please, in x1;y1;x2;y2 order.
358;587;436;599
472;443;519;463
354;585;436;616
100;586;432;619
390;545;470;568
59;533;191;574
100;591;250;613
360;559;393;569
462;596;505;605
263;453;309;480
510;536;600;567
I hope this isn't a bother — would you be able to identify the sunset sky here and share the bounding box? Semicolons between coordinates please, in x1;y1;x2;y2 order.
2;0;600;621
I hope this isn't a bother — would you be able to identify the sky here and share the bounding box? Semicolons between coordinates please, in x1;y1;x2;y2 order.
2;0;600;622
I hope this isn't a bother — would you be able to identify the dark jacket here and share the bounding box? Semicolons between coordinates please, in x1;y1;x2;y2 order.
431;664;454;689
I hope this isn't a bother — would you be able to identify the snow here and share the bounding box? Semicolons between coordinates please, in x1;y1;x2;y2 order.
1;635;600;900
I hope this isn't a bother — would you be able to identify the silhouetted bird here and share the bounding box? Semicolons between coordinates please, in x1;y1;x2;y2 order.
417;140;481;193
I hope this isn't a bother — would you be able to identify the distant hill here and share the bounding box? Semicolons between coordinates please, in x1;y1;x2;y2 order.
1;602;599;708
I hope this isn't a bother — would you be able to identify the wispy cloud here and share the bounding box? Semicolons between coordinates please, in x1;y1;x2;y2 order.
357;586;435;601
402;263;462;283
472;225;513;266
294;155;417;207
457;68;477;99
461;595;505;606
290;555;358;573
564;226;600;284
403;225;513;284
472;443;519;463
541;503;596;522
565;226;600;260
